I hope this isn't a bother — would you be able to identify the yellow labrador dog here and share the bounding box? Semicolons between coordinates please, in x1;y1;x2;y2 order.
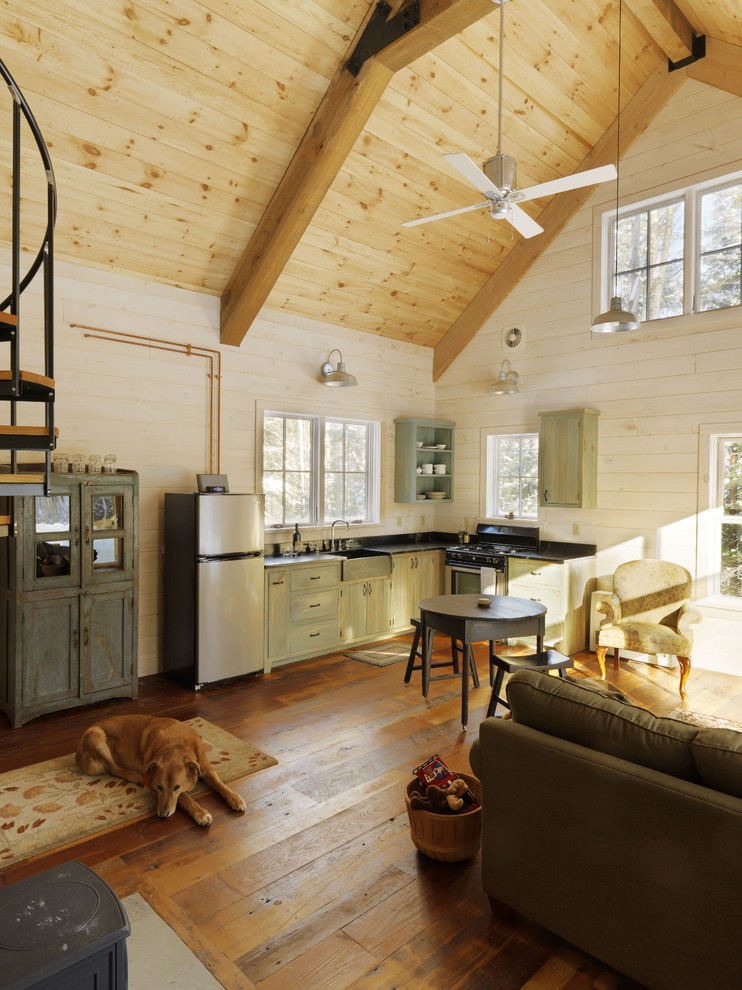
76;714;246;826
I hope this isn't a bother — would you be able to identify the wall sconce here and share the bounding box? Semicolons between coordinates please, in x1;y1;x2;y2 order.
319;349;358;387
488;359;519;395
591;0;640;334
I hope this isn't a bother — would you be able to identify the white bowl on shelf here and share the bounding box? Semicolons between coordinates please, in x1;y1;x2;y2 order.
435;443;447;449
416;441;423;447
426;491;446;499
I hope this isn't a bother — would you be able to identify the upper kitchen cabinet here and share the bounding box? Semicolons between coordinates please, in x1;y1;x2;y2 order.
538;409;599;509
394;418;455;504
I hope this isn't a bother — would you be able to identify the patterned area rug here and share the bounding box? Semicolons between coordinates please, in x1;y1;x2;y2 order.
669;708;742;732
345;641;410;667
0;717;276;866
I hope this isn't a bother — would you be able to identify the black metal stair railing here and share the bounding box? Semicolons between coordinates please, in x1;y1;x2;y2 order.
0;57;57;497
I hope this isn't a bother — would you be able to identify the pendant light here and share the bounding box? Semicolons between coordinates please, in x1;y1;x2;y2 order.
487;359;519;394
591;0;640;334
319;349;358;387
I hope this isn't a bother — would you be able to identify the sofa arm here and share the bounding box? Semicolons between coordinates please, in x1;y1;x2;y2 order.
595;592;621;624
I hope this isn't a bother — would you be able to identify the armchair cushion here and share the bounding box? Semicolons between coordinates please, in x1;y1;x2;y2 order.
597;620;691;655
506;669;700;781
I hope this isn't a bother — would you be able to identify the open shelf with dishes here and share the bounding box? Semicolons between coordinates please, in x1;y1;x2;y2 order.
394;418;455;503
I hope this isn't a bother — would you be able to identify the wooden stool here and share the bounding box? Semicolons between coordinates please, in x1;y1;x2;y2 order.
404;618;479;693
487;649;574;718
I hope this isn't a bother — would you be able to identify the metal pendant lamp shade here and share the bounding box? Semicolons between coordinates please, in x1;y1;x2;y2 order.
591;295;640;333
488;359;519;394
591;0;640;335
320;348;358;387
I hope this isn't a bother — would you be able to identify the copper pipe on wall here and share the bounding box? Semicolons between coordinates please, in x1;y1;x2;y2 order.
70;324;222;473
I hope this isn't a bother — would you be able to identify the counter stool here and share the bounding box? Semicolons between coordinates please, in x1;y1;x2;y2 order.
487;649;573;718
404;618;479;694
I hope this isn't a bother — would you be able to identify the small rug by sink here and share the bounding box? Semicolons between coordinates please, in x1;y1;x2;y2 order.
669;708;742;732
0;717;276;866
345;641;410;666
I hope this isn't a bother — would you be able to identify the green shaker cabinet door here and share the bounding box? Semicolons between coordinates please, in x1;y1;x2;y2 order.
22;594;80;709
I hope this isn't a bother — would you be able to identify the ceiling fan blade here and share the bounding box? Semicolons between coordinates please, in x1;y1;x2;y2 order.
507;204;544;239
517;163;618;202
401;200;491;227
444;153;503;196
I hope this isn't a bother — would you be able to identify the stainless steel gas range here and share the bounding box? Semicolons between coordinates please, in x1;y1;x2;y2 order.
444;523;540;595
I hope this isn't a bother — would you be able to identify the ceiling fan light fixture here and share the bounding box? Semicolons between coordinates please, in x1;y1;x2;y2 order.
320;348;358;387
488;359;519;394
591;295;640;333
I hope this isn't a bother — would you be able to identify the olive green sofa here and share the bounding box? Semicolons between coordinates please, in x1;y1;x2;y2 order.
469;669;742;990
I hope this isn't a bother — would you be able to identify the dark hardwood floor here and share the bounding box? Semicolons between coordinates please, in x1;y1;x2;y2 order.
2;642;741;990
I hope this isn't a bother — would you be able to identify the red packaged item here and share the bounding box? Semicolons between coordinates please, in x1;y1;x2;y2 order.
412;754;480;811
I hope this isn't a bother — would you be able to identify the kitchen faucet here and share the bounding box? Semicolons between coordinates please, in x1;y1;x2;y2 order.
330;519;350;551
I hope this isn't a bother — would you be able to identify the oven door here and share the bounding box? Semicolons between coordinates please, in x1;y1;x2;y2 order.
445;563;505;596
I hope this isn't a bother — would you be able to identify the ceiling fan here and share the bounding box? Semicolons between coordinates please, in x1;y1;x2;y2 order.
402;0;617;239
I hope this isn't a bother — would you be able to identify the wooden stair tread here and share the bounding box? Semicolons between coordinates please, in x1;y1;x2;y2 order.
0;425;59;436
0;312;18;327
0;472;45;483
0;370;55;389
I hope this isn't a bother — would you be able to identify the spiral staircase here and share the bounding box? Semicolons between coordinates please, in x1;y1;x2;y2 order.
0;58;57;520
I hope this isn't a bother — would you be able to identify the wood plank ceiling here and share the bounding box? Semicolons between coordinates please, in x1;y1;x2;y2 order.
0;0;740;377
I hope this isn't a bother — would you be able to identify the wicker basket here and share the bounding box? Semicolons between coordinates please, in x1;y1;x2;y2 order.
405;772;482;862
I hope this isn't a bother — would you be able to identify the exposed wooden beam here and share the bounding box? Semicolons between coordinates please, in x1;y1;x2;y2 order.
220;0;500;347
687;37;742;98
432;59;687;380
624;0;695;64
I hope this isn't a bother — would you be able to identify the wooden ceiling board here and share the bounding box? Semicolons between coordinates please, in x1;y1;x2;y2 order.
0;0;737;362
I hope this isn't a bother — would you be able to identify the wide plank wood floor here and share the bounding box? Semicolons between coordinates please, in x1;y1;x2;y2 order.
2;642;741;990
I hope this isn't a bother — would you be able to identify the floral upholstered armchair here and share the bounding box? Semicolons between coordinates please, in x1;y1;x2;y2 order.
596;559;702;699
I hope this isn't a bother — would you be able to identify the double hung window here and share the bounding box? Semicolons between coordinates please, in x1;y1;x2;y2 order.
484;433;538;520
262;411;380;528
598;173;742;322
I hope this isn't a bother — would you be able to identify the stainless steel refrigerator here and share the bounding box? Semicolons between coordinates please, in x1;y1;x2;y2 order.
164;492;265;688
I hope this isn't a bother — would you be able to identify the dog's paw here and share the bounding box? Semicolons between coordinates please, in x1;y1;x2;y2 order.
227;792;246;813
193;808;213;827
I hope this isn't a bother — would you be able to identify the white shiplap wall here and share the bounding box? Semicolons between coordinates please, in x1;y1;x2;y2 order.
2;259;435;676
435;77;742;676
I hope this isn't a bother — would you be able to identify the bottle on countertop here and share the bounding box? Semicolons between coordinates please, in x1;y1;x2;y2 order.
292;523;302;553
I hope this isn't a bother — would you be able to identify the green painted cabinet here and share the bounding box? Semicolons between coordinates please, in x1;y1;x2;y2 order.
390;549;443;631
340;575;392;645
263;560;341;669
394;418;455;504
0;471;138;727
538;409;599;508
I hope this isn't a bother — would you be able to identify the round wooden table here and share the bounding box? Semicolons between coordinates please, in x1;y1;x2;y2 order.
418;594;547;728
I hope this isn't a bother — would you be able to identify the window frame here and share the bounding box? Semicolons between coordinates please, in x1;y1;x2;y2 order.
594;169;742;325
697;423;742;608
481;429;539;522
261;409;381;530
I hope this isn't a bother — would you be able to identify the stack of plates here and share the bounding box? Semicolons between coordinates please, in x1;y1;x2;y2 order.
426;491;446;499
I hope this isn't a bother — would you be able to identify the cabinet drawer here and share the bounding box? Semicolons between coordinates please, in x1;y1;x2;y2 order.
288;619;339;654
290;566;338;592
291;589;338;622
507;583;563;619
508;559;564;590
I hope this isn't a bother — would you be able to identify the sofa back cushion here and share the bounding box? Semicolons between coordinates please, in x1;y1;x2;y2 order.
506;669;700;781
692;728;742;798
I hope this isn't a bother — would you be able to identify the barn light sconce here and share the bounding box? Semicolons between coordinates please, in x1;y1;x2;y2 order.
488;359;519;395
320;349;358;387
591;0;640;334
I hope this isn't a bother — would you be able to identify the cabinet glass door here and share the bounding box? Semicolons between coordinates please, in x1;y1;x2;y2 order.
83;485;134;584
31;487;80;587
